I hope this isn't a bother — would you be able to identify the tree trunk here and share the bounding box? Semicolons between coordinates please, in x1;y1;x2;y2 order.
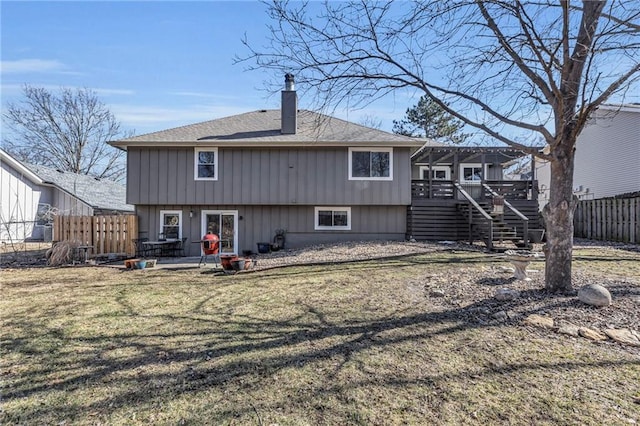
542;153;576;293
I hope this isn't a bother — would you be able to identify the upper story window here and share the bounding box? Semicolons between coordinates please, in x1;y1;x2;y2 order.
195;148;218;180
349;147;393;180
160;210;182;240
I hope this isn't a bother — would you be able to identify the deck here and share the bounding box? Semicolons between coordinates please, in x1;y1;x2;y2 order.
407;180;542;247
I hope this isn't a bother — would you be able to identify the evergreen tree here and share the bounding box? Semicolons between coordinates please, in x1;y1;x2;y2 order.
393;96;468;144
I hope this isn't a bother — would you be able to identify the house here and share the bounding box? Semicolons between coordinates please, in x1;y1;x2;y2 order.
536;104;640;204
0;148;133;242
109;75;423;256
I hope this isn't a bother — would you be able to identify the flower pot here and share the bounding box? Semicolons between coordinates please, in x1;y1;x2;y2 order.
257;242;270;254
133;260;147;270
231;258;246;271
244;258;253;270
220;255;238;271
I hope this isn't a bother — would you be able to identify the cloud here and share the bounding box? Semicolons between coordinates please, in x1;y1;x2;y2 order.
169;91;215;98
109;103;253;133
93;88;135;96
0;59;68;74
1;83;134;97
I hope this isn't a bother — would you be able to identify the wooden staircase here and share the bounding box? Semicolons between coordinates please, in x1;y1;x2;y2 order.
453;182;531;251
457;202;520;250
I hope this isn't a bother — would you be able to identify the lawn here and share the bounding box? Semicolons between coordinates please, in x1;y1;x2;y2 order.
2;248;639;425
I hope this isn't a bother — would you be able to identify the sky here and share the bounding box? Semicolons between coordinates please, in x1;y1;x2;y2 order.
1;1;637;144
0;0;411;138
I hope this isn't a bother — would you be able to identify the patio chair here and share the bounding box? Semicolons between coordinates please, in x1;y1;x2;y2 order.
132;238;150;258
167;237;188;257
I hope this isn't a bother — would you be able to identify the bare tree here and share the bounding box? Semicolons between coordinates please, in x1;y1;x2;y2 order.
2;85;130;181
240;0;640;293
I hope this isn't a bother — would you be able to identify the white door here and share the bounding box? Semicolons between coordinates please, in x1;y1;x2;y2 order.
201;210;238;254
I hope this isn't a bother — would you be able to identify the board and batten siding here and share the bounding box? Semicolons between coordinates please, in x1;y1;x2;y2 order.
127;147;413;206
1;159;42;241
137;204;406;255
573;109;640;199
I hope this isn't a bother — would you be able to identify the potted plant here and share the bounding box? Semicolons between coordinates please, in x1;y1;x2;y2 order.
273;228;287;250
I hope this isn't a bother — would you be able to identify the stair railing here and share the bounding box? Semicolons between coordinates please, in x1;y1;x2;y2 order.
482;183;529;246
454;182;494;250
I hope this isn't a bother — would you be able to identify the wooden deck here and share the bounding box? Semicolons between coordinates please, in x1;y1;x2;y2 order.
407;180;541;247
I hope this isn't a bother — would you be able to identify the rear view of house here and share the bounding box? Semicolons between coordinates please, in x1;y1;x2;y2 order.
110;75;422;256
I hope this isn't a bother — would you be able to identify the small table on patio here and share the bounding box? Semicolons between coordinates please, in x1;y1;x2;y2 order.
142;240;178;257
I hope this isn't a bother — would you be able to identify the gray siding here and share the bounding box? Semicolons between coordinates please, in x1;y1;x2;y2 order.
136;204;407;256
127;147;413;206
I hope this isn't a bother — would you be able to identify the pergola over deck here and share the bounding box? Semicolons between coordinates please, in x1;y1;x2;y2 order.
411;145;540;201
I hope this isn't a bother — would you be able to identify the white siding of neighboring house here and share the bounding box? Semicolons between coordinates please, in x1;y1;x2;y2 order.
573;107;640;199
537;105;640;208
1;158;42;242
535;158;551;209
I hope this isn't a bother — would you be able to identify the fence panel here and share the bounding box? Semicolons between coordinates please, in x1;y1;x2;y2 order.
574;197;639;244
54;215;137;255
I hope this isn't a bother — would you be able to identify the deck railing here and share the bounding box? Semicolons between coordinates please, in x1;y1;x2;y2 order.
454;183;495;250
411;179;538;200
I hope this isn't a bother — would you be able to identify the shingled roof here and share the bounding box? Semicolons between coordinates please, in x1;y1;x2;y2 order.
28;164;133;213
110;109;426;149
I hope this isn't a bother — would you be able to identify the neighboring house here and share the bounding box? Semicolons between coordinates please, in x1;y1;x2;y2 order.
0;148;133;242
109;76;424;256
537;104;640;205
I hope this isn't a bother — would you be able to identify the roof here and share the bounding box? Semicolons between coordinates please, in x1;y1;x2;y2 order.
0;148;43;184
598;104;640;113
27;164;134;213
110;109;426;149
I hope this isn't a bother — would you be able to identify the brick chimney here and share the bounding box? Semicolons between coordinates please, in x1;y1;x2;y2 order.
281;73;297;134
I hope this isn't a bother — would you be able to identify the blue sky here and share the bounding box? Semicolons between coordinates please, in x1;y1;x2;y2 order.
1;1;410;138
2;1;637;143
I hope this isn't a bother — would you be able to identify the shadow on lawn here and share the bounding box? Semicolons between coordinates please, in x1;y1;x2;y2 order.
3;257;640;424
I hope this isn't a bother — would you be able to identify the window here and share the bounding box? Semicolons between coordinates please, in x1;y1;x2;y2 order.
315;207;351;230
160;210;182;239
419;166;451;180
460;164;486;183
349;148;393;180
194;148;218;180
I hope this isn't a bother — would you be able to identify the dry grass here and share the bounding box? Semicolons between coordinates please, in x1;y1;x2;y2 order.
1;248;639;425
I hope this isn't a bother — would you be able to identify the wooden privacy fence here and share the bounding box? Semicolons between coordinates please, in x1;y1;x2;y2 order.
54;215;138;256
574;197;640;244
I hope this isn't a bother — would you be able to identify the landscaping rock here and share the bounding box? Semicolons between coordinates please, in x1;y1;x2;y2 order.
578;327;608;341
604;329;640;347
495;288;520;301
523;314;554;329
578;284;612;307
492;310;508;321
430;289;446;298
556;320;580;337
